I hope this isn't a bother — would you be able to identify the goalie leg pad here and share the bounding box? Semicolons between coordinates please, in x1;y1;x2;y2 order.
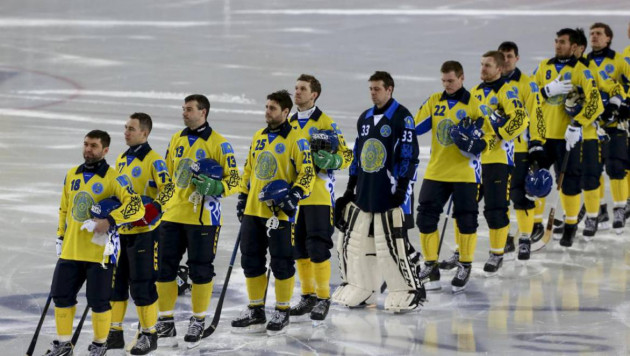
332;203;380;307
373;208;424;312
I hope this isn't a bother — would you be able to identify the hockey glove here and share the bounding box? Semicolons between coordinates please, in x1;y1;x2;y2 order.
618;99;630;122
56;237;63;257
313;150;342;170
527;140;546;168
236;193;247;222
131;202;161;227
543;75;572;98
334;189;355;231
489;110;507;139
450;118;486;155
192;174;224;197
596;125;611;143
600;96;622;126
391;177;410;207
278;187;303;217
565;122;582;151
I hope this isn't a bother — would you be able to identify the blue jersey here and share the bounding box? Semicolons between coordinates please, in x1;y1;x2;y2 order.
350;98;419;213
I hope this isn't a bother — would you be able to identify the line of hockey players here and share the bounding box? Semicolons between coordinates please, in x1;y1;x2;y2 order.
39;21;630;356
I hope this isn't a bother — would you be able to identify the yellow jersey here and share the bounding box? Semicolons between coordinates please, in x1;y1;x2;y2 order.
57;160;144;263
503;68;546;153
289;106;352;206
240;120;315;221
162;121;241;226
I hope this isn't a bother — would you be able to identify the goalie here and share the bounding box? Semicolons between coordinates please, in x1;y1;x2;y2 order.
333;71;425;312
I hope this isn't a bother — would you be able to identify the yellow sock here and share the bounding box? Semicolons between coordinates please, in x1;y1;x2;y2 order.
54;306;76;341
599;175;605;200
611;178;629;204
454;220;461;252
296;258;315;295
137;301;158;330
627;172;630;199
560;192;581;224
515;209;534;235
191;281;214;317
583;189;600;216
92;310;111;343
459;233;478;263
156;280;178;314
420;230;439;262
489;226;509;255
110;300;127;327
246;273;268;306
534;198;545;223
312;260;331;299
275;275;295;310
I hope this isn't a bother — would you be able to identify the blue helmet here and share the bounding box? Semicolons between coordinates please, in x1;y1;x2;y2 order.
525;169;553;198
310;130;339;153
90;197;122;219
564;87;584;117
258;180;290;206
189;158;223;180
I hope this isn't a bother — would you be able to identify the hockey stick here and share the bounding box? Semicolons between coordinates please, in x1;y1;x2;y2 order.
25;293;52;356
437;195;454;257
71;305;90;346
538;146;572;250
202;230;241;338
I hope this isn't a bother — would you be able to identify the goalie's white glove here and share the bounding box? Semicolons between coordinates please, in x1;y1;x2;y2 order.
544;75;572;98
55;237;63;257
565;123;582;151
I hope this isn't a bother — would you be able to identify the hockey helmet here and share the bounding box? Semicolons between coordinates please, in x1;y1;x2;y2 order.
90;197;122;219
310;129;339;153
258;179;291;206
525;168;553;198
189;158;223;181
564;87;585;117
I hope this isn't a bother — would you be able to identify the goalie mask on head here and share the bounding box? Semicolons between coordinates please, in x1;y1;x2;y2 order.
525;168;553;198
91;197;122;219
310;129;339;153
258;179;290;207
189;158;223;181
564;87;585;117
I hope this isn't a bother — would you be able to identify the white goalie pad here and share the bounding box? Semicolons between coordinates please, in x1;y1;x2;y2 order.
332;202;382;307
373;207;424;312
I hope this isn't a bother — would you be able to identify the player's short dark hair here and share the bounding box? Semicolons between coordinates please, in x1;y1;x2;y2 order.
498;41;519;57
575;28;587;48
130;112;153;133
441;61;464;77
86;130;111;148
482;50;505;68
297;74;322;101
556;28;579;45
590;22;613;46
185;94;210;119
267;90;293;112
369;71;395;90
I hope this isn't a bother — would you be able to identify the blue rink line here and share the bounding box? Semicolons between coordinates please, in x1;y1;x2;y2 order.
513;332;613;353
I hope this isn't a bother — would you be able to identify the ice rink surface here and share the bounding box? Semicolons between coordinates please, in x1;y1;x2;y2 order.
2;0;630;354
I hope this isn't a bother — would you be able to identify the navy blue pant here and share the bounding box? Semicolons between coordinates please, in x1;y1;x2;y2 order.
240;215;294;280
293;205;334;263
510;152;536;210
51;259;114;313
111;230;159;306
417;179;480;234
481;163;513;229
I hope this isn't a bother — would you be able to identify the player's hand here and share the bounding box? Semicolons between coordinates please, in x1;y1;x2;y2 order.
192;174;224;196
278;187;302;217
600;96;621;126
334;189;355;231
313;151;342;170
527;140;546;168
543;75;572;98
131;202;161;227
236;193;247;222
564;123;582;151
56;237;63;257
93;218;111;234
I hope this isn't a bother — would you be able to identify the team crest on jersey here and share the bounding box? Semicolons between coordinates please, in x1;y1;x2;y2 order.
92;182;103;194
174;158;194;188
404;116;414;129
456;110;467;120
275;143;285;154
132;166;142;178
380;125;391;137
255;151;278;180
436;119;455;146
360;138;387;173
72;191;95;222
605;64;615;74
195;149;206;160
530;82;540;93
490;97;499;106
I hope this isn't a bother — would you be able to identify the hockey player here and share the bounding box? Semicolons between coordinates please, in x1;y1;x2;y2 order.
46;130;144;356
332;71;425;311
585;23;630;234
498;42;547;259
288;74;352;322
231;89;314;334
533;28;603;247
105;113;174;354
415;61;495;293
155;94;240;347
471;50;528;273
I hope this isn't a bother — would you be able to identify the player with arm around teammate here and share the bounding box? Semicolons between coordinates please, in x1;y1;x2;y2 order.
45;130;144;356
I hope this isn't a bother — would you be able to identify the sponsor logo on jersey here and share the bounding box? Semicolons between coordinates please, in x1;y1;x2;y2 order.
72;191;95;222
255;151;278;180
132;166;142;178
380;125;391;137
456;110;467;120
195;149;206;160
275;143;285;154
174;158;194;188
360;138;387;173
92;182;103;194
436;119;455;146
